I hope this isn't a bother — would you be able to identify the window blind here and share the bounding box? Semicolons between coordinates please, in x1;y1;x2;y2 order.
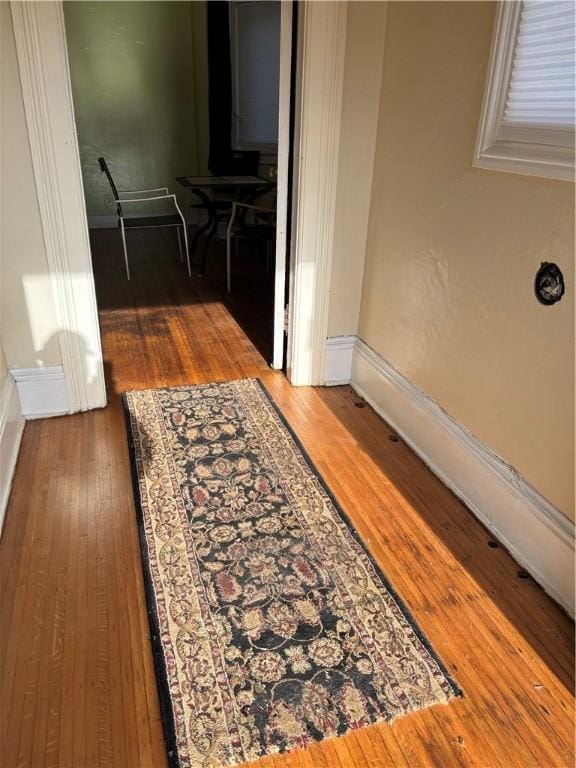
231;1;281;149
503;0;575;128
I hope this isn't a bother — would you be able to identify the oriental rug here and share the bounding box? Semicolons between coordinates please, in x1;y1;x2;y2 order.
123;378;460;768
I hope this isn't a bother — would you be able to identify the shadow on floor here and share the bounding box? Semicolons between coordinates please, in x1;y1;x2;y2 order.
91;226;274;364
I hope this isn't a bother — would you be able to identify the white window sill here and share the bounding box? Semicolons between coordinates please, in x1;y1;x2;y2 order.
474;139;575;182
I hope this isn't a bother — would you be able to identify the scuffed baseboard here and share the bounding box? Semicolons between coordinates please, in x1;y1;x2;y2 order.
323;334;575;616
351;338;574;616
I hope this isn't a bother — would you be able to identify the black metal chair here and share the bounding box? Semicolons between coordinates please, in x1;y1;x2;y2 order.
225;184;277;293
98;157;190;280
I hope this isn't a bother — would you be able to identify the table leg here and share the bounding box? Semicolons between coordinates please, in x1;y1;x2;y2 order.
199;219;217;277
190;218;212;269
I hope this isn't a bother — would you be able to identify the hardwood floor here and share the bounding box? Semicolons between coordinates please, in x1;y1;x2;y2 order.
1;228;574;767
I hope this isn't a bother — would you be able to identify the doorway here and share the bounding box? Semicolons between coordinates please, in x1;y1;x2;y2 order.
11;0;348;411
62;0;293;371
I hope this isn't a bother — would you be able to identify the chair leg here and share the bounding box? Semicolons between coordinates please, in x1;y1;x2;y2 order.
181;223;192;278
176;227;184;262
199;221;216;277
173;197;193;277
120;219;130;280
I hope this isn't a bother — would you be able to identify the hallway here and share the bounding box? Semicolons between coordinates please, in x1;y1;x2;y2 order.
0;231;574;768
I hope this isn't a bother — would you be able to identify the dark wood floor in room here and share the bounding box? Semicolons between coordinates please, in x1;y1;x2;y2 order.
1;229;574;768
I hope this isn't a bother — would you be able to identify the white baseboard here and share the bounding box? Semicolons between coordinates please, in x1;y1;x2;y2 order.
0;374;25;532
324;335;356;385
11;366;68;419
88;215;117;229
349;338;574;617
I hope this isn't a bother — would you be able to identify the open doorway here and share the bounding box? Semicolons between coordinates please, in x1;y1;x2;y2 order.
63;0;293;370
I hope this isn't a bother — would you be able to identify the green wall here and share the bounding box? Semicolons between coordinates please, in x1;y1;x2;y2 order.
64;1;209;217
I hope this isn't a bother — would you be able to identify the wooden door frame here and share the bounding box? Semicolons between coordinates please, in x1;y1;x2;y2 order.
286;0;348;386
271;0;293;371
10;1;106;413
11;0;348;401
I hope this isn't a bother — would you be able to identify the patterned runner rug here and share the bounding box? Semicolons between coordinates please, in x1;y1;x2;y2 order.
124;379;460;768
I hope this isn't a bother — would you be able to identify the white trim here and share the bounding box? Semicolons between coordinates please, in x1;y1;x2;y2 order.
11;366;68;420
88;215;117;230
474;143;575;181
351;338;575;616
0;374;25;533
271;0;292;371
474;1;575;182
324;336;355;385
10;2;107;413
287;1;348;385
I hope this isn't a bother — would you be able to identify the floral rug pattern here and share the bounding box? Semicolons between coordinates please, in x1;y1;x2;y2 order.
124;379;459;768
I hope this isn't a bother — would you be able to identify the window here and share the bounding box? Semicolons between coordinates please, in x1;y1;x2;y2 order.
229;0;281;153
474;0;575;181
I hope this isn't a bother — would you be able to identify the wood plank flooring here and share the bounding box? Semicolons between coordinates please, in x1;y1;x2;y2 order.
1;228;574;767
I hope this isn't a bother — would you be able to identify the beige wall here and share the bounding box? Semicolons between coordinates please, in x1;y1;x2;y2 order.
358;1;574;518
0;340;7;390
1;3;61;369
328;1;387;338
